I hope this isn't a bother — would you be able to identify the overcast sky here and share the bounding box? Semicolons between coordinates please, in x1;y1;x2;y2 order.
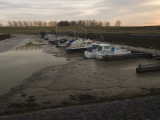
0;0;160;26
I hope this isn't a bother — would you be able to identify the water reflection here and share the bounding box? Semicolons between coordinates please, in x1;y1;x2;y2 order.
15;42;43;51
0;46;67;95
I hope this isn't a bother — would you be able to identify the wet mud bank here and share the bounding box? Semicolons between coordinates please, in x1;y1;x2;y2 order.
0;34;160;116
0;58;160;115
1;95;160;120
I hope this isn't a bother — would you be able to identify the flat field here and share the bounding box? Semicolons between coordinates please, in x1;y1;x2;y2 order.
0;26;160;34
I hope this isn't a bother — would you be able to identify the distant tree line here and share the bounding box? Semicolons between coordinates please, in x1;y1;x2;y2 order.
0;20;122;27
7;21;57;27
57;20;110;27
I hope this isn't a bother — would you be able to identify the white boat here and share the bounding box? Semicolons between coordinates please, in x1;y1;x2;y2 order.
44;34;53;40
84;44;111;59
96;46;131;59
48;35;59;44
110;46;131;55
44;34;59;44
66;39;96;53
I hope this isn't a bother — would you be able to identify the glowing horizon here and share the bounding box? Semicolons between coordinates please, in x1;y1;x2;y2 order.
0;0;160;26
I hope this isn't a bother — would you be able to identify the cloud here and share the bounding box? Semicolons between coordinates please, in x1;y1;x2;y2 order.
0;0;160;26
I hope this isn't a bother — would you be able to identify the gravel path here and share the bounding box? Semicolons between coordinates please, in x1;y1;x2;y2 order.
0;95;160;120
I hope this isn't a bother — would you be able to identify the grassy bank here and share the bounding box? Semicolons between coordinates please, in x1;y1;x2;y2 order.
1;26;160;49
0;26;160;35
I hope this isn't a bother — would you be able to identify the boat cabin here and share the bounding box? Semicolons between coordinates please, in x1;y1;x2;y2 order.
111;46;130;54
83;40;92;47
97;44;111;52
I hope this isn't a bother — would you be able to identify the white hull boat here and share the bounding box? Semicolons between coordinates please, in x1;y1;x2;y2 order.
85;44;111;59
67;39;96;53
97;46;131;60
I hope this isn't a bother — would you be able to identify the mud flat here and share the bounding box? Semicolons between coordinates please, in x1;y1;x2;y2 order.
0;34;160;118
0;95;160;120
0;58;160;116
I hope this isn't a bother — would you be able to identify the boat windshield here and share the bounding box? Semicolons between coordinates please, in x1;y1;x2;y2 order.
104;46;110;49
87;42;91;45
98;46;102;51
116;46;121;50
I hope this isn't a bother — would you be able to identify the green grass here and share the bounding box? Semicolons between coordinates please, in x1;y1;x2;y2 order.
0;26;160;35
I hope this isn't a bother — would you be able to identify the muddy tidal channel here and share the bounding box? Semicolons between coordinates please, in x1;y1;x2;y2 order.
0;34;160;115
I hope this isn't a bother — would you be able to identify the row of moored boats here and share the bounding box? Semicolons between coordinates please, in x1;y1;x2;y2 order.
44;33;131;60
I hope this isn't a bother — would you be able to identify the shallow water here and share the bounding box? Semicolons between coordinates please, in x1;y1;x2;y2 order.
0;46;67;95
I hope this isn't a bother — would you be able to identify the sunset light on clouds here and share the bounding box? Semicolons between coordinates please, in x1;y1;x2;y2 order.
0;0;160;26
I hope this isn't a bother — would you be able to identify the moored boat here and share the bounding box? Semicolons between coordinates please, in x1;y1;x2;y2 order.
96;45;130;60
66;39;96;53
136;63;160;73
154;55;160;60
85;44;111;59
102;46;131;60
55;38;68;47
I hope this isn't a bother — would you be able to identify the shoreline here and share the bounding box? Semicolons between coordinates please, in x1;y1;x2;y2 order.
0;34;160;117
1;95;160;119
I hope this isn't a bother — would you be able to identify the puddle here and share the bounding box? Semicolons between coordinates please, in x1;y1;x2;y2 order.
0;46;67;95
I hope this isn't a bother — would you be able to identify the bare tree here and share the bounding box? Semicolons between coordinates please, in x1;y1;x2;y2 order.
8;21;12;27
85;20;90;26
48;21;55;26
0;22;3;27
77;20;85;26
70;21;77;26
23;21;29;27
5;20;112;27
17;21;23;27
28;21;33;27
115;20;122;27
43;21;47;26
105;21;110;27
98;20;103;27
12;21;19;27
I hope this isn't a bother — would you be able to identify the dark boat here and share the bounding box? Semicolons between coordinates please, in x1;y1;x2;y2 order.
103;52;153;61
154;55;160;60
136;63;160;73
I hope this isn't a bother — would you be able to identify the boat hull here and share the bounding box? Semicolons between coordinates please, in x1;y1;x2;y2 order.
67;48;88;53
136;63;160;73
103;53;153;61
84;51;96;58
96;55;104;60
67;46;95;53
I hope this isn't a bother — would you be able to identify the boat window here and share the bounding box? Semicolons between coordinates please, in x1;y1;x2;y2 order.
104;46;110;49
116;47;121;50
98;46;102;51
87;42;91;45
